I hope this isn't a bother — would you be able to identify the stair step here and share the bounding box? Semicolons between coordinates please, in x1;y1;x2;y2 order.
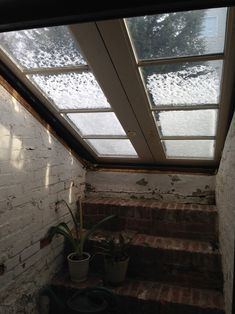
88;231;223;290
83;197;218;241
51;272;225;314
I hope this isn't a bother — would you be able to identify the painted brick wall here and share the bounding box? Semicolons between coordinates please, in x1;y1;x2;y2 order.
216;112;235;314
0;83;86;313
86;170;215;204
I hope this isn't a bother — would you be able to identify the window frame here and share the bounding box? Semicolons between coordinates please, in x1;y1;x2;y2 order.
0;25;154;163
0;7;234;167
95;6;235;166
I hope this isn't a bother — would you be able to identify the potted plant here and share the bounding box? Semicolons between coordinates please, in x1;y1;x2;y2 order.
48;199;115;283
95;232;131;285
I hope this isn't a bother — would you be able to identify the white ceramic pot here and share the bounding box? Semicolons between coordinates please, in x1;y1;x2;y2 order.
67;252;91;282
104;257;129;285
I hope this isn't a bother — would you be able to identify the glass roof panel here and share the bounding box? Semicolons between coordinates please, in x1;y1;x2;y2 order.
0;13;229;164
163;140;215;159
141;60;223;107
126;7;227;60
86;139;138;157
0;26;86;69
66;112;126;136
28;72;111;109
155;109;218;136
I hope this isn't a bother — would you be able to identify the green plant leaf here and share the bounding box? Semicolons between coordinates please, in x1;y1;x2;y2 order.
80;214;116;253
58;200;79;231
48;200;115;259
48;224;77;251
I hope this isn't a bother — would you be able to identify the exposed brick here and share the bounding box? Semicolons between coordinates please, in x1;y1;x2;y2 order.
89;231;223;290
170;286;182;304
51;273;225;314
40;236;51;249
0;83;86;312
160;284;171;301
181;287;192;304
83;197;218;241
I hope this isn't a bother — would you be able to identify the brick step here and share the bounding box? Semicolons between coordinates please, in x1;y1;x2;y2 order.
83;197;218;241
88;231;223;291
51;272;225;314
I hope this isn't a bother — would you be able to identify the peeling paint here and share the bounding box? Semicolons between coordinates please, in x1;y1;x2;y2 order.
192;188;202;196
86;171;215;204
136;178;148;186
85;183;96;192
169;175;181;182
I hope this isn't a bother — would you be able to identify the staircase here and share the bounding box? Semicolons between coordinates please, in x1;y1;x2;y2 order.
82;197;224;314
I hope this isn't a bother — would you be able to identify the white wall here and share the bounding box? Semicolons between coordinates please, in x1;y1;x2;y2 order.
0;82;86;313
216;111;235;314
86;170;215;204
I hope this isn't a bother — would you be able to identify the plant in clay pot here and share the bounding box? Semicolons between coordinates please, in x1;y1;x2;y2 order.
48;199;115;283
95;232;132;286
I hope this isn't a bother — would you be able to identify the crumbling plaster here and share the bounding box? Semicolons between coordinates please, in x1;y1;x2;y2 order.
86;170;215;204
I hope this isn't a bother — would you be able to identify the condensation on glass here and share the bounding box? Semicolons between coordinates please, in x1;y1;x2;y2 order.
0;11;227;162
85;139;138;157
163;140;215;159
66;112;126;136
28;72;111;109
0;23;138;159
141;60;223;107
0;26;86;69
125;7;227;161
154;109;218;136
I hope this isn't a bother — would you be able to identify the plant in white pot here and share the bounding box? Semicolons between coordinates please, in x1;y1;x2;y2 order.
96;232;132;286
48;199;115;283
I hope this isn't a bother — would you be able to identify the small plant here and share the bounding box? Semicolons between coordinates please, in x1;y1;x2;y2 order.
95;232;132;263
95;232;132;284
48;199;115;261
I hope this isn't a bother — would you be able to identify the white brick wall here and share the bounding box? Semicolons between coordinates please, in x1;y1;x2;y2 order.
0;83;86;313
216;112;235;314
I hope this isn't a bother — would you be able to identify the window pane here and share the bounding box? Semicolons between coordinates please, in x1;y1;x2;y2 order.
66;112;126;136
163;140;215;158
126;7;227;60
0;26;86;69
155;109;218;136
86;139;138;157
28;72;111;109
141;60;222;107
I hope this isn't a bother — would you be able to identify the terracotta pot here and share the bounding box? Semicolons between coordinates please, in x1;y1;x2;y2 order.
67;252;90;282
104;257;129;285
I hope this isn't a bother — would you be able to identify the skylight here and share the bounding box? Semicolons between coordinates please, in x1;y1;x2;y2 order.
125;7;227;159
0;26;138;159
0;6;233;166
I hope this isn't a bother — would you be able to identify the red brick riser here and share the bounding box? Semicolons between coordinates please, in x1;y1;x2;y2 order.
82;197;218;242
88;231;223;291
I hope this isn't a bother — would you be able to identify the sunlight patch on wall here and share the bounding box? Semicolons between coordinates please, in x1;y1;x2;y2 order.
11;136;24;169
0;123;24;169
69;151;74;165
11;96;20;113
69;181;73;203
45;163;50;188
46;129;52;144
